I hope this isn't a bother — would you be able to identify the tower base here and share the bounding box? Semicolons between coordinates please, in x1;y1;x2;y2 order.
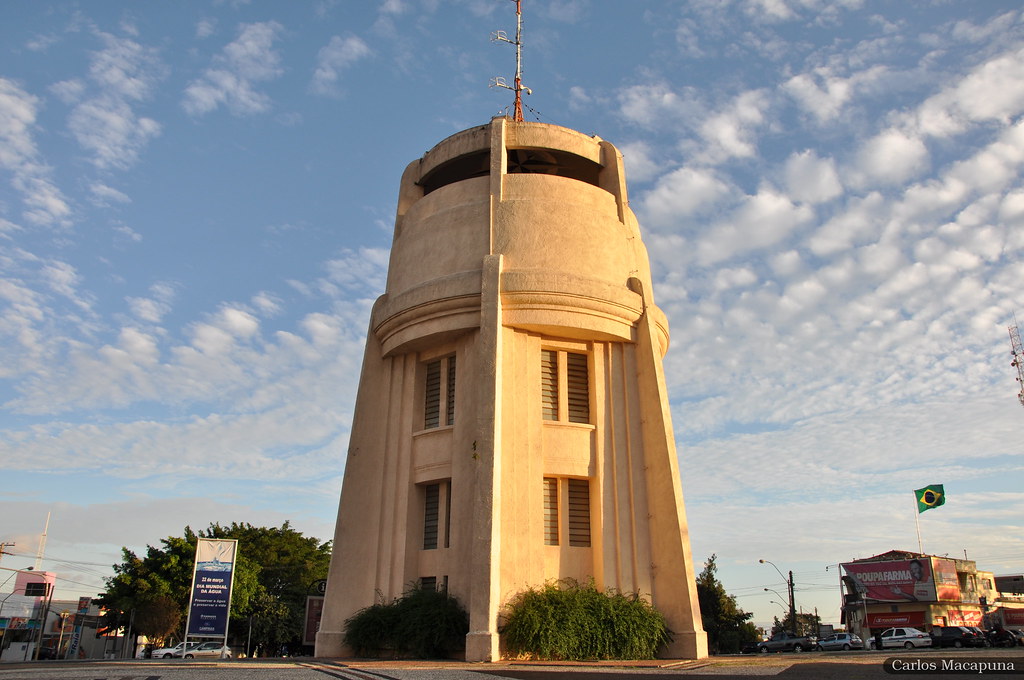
464;631;500;662
662;629;709;660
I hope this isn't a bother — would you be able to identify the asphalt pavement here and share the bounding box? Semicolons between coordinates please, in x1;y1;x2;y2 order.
0;646;1021;680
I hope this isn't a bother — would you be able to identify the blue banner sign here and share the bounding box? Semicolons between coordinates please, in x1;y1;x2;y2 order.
186;538;237;637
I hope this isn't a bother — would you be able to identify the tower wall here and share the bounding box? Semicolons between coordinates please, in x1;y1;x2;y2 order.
316;117;707;660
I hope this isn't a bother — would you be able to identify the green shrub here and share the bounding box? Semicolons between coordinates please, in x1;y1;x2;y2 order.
343;585;469;658
502;579;672;660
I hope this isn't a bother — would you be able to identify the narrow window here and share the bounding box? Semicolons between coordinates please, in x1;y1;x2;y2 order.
541;348;590;424
423;483;440;550
445;356;456;426
424;360;441;429
567;478;591;547
566;352;590;423
541;350;558;420
443;480;451;549
543;477;559;545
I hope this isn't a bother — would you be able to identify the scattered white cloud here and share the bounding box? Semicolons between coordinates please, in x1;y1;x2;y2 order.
196;18;217;39
617;141;659;184
89;182;131;206
784;149;843;204
639;166;732;229
126;282;175;324
912;47;1024;138
0;78;72;227
850;127;930;187
62;32;166;170
696;89;771;163
783;65;888;123
310;35;371;97
696;187;814;264
182;21;284;116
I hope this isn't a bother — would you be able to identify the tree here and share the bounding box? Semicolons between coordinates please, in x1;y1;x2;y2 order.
770;610;820;638
695;554;760;654
132;595;181;644
98;521;331;655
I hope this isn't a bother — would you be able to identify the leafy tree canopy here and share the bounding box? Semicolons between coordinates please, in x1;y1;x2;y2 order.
97;521;331;653
770;611;821;638
695;554;760;654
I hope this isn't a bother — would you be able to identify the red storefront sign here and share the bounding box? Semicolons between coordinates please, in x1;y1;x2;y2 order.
1003;608;1024;626
867;611;926;628
946;609;982;626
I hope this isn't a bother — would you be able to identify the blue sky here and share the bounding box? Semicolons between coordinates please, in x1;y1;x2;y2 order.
2;0;1023;631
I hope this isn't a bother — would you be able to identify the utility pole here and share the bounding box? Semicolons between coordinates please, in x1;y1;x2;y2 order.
788;570;797;635
761;559;798;635
0;542;14;565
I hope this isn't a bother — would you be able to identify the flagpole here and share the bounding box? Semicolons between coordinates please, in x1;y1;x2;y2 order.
914;494;923;554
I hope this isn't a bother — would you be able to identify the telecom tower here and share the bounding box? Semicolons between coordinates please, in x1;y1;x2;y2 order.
315;5;707;662
1009;319;1024;408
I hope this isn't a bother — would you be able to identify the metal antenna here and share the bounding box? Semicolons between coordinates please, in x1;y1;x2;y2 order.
490;0;531;121
1008;313;1024;408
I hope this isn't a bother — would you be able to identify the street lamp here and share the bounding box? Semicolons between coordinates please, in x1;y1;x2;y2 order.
760;559;797;635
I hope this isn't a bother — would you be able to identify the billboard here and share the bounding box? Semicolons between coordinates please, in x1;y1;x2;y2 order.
303;596;324;647
843;558;936;603
186;538;238;637
931;557;961;601
946;609;983;626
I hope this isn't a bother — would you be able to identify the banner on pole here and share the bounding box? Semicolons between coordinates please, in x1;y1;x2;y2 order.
186;538;238;637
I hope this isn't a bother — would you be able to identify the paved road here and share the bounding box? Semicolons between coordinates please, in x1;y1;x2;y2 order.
0;648;1021;680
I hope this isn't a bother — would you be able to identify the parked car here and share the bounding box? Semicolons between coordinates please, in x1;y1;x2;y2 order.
150;642;198;658
1010;629;1024;647
757;631;817;653
967;627;992;647
817;633;864;651
183;641;232;659
869;627;932;649
931;626;985;648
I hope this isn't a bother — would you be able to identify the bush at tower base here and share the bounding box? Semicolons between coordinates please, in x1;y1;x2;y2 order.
502;579;672;660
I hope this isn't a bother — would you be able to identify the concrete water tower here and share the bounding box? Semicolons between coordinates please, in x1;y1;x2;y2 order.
315;116;708;661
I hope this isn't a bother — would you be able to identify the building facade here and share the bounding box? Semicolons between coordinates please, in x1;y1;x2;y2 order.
315;117;707;661
840;550;1023;636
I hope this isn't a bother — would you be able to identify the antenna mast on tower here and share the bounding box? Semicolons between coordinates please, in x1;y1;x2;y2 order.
1008;316;1024;408
490;0;531;121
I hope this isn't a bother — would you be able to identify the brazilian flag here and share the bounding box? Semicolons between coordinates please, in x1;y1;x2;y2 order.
915;484;945;513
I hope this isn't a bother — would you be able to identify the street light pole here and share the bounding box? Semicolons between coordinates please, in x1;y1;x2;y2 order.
760;559;797;635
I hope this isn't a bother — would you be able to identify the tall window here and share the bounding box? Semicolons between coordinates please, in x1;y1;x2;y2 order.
423;483;440;550
542;477;591;548
424;355;456;429
422;480;451;550
567;478;591;547
541;349;590;423
543;477;559;546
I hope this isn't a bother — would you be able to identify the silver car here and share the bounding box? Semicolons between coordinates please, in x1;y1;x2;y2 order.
183;641;232;659
871;627;933;649
817;633;864;651
151;641;198;658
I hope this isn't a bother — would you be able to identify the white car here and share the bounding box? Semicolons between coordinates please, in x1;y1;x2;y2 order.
871;627;933;649
151;641;197;658
183;641;232;659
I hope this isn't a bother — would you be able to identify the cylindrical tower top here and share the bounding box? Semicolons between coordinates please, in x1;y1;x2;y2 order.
374;117;668;356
